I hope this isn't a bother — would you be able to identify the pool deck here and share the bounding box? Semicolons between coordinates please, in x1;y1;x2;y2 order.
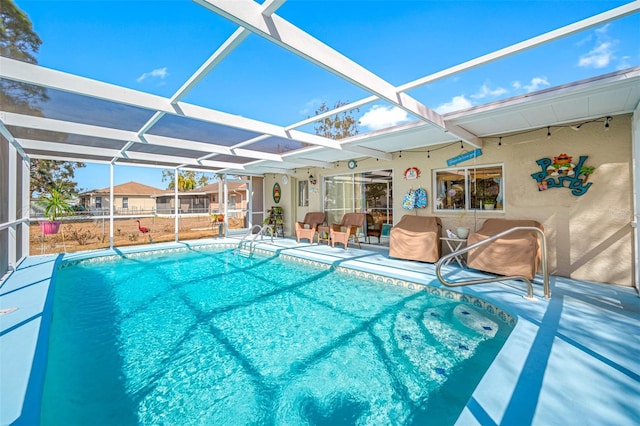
1;237;639;425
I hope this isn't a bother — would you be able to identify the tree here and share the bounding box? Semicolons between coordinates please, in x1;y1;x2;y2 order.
162;170;211;191
311;101;360;140
1;0;85;196
365;183;387;207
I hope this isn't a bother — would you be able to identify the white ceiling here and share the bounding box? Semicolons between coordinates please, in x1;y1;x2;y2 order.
1;0;639;177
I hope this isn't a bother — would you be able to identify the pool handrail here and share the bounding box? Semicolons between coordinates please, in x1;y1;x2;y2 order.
237;225;275;256
435;226;550;300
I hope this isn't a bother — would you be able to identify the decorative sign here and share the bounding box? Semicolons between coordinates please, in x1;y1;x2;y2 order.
403;167;421;180
530;153;594;196
348;159;357;169
273;182;281;203
447;149;482;166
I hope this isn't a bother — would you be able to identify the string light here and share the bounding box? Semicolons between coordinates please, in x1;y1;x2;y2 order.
604;116;612;130
547;126;551;139
399;151;402;158
427;150;430;159
498;137;502;146
460;141;464;150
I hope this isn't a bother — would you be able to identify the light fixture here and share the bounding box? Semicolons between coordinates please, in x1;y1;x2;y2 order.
427;150;430;159
604;116;612;130
547;126;551;139
498;137;502;146
399;151;402;158
460;141;464;150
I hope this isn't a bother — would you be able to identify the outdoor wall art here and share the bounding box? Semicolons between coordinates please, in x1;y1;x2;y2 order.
530;153;595;196
273;182;281;203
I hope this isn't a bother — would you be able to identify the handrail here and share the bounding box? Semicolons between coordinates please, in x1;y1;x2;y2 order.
237;225;275;256
435;226;550;300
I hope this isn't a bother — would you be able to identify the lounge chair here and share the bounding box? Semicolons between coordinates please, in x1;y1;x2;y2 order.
365;213;382;243
466;219;543;280
295;212;326;243
389;215;442;262
330;213;365;250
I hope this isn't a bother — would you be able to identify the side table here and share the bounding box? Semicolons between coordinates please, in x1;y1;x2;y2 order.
317;225;331;245
440;237;467;268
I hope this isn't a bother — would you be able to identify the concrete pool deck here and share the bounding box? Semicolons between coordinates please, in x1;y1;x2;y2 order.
1;237;639;425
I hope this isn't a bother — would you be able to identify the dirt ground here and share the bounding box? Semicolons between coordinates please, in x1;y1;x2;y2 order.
30;216;245;255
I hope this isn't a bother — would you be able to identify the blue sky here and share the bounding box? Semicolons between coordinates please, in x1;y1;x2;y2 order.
14;0;640;191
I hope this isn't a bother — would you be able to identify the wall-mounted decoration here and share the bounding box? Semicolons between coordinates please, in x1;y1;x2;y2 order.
402;186;428;210
403;167;421;180
282;175;288;185
273;182;281;203
530;153;594;196
447;148;482;166
348;159;357;169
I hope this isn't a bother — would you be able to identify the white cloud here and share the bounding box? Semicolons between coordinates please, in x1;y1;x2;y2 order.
617;55;631;71
578;41;614;68
136;67;168;83
299;98;324;117
359;105;410;131
470;83;508;100
434;95;473;114
577;24;617;69
512;81;522;90
523;77;550;93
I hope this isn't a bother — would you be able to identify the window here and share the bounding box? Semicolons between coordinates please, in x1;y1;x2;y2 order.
434;164;504;211
298;180;309;207
95;196;102;209
122;197;128;209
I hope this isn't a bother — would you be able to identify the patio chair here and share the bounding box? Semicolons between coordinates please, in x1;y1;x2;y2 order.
466;219;543;280
295;211;326;243
330;213;365;250
389;215;442;262
365;213;382;243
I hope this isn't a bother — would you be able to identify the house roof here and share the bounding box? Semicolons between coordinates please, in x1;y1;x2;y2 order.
1;2;639;175
81;181;165;196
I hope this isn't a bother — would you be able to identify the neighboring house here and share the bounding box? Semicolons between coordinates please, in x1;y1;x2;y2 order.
153;181;248;215
78;181;164;215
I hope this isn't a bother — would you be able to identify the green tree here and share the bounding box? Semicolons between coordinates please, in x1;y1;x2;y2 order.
162;170;211;191
312;101;360;140
365;183;387;207
1;0;85;196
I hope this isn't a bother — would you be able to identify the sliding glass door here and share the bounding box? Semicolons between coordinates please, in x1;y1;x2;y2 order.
323;169;393;241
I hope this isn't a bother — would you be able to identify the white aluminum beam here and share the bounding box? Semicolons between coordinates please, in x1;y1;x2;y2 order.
17;139;121;158
0;57;342;151
341;145;393;161
196;0;452;133
398;1;640;93
283;157;334;168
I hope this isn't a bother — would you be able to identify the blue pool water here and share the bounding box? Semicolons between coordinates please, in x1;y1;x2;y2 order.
40;248;513;425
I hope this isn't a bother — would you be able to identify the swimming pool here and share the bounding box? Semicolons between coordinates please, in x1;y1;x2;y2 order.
40;246;514;425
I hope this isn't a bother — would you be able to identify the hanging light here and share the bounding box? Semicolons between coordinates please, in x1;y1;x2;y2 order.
547;126;551;139
498;137;502;146
604;116;612;130
399;151;402;158
427;150;430;159
460;141;464;150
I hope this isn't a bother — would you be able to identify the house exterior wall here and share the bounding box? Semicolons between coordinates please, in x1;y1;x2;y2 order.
288;113;634;287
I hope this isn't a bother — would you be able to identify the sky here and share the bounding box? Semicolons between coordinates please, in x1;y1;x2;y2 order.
12;0;640;191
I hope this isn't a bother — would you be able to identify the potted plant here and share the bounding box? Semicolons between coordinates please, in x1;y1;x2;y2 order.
455;210;470;239
38;186;73;235
483;196;496;210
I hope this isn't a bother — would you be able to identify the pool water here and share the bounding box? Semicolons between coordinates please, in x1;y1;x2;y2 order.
40;248;513;425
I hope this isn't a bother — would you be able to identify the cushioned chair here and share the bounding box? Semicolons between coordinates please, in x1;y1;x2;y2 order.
389;215;442;262
330;213;365;250
466;219;544;280
364;213;382;243
295;212;326;243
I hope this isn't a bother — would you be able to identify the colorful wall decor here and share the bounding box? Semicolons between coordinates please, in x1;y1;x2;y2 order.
403;167;421;180
273;182;281;203
530;153;595;196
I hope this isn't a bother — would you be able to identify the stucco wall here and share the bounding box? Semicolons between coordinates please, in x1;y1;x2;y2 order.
286;113;634;287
